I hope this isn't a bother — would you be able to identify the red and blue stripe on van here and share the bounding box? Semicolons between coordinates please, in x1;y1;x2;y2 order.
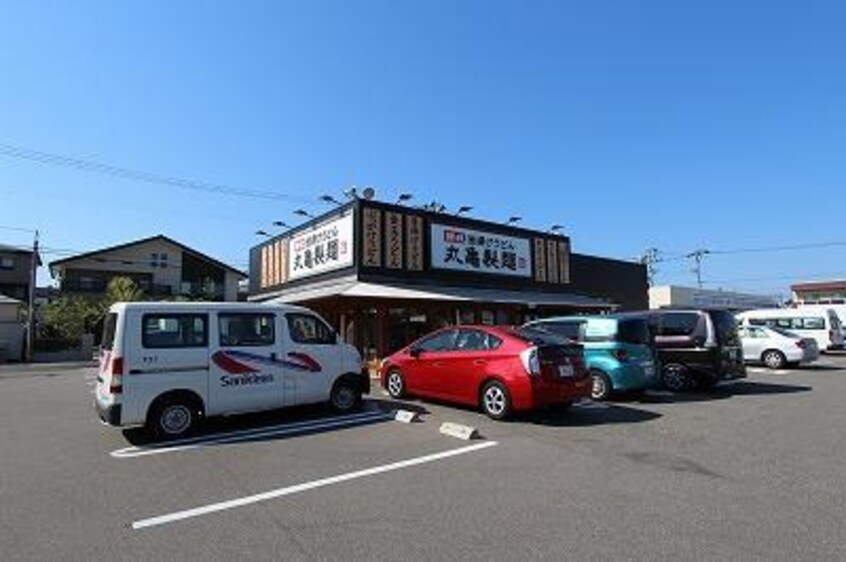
211;350;322;374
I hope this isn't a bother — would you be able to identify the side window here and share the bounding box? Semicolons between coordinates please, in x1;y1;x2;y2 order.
417;330;458;352
537;321;583;341
659;313;700;336
750;327;767;338
455;329;502;351
803;317;825;330
286;313;336;345
143;314;208;348
219;313;275;347
748;318;767;326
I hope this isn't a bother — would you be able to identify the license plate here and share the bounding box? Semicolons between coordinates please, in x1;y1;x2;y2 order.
643;363;654;376
558;365;574;377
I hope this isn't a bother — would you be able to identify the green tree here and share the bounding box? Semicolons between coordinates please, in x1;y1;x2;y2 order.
104;276;145;307
40;296;102;344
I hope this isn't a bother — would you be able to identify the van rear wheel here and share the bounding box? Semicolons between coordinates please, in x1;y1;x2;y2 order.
661;364;690;391
148;397;198;440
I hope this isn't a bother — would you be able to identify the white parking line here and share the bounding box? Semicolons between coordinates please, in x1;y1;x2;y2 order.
573;400;609;410
111;411;391;459
132;440;498;530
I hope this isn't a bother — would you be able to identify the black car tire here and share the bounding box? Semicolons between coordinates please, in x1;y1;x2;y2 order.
661;363;691;392
148;397;198;441
331;378;362;413
385;369;406;399
762;349;787;370
480;380;511;420
590;369;613;401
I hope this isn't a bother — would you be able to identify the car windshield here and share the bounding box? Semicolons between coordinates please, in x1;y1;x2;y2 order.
509;326;572;346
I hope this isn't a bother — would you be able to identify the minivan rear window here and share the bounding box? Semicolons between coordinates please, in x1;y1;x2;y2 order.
658;313;700;336
708;310;741;346
617;319;651;345
101;313;118;351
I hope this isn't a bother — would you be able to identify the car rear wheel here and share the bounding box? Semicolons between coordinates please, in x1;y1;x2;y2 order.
148;398;198;440
762;349;786;369
480;380;511;420
661;364;690;391
590;370;612;401
386;370;406;399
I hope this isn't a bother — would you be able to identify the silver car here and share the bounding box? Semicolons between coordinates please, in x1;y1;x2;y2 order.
738;325;819;369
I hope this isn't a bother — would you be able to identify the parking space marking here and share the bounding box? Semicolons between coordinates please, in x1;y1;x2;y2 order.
573;400;609;410
131;440;498;530
111;411;391;459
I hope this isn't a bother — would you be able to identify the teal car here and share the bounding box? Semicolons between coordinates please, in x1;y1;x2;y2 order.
524;315;658;400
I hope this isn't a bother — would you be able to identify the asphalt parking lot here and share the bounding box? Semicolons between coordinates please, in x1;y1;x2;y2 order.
1;357;845;561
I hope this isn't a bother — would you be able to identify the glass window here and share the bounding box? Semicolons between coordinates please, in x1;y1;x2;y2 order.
286;313;336;345
658;313;700;336
0;256;14;270
455;329;502;351
101;313;118;351
801;317;825;330
219;313;275;347
417;330;458;352
143;314;208;348
708;310;741;345
617;319;651;345
535;321;584;341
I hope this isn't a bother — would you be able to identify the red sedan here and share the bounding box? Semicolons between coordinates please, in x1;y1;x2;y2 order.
379;325;591;419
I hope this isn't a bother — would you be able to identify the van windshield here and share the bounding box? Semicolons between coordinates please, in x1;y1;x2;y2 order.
101;313;118;351
709;310;741;346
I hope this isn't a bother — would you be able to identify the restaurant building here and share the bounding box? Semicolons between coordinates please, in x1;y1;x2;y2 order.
249;199;647;362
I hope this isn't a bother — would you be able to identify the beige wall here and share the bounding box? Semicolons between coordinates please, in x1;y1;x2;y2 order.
0;303;22;323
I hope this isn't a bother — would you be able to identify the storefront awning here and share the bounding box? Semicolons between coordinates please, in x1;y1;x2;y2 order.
256;277;615;309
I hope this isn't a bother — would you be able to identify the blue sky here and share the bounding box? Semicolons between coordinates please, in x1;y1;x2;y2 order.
1;0;844;297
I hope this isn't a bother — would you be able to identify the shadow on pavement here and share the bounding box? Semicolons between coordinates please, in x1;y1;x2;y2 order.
521;403;662;427
619;380;812;405
121;402;389;447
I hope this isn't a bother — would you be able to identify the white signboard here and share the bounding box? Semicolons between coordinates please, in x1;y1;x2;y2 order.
288;214;354;280
430;224;531;277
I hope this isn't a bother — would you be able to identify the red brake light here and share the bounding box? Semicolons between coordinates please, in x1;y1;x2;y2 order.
110;357;124;394
612;349;629;362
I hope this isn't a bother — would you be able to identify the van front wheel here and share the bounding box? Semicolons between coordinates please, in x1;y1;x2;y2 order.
331;379;362;413
148;398;197;440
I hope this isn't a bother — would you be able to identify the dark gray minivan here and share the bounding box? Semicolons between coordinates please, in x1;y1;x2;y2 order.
619;309;746;390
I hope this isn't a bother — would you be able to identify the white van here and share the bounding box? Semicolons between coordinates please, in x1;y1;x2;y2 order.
95;302;368;439
736;307;844;353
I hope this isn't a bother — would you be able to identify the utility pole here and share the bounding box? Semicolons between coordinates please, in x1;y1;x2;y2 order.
639;247;660;286
25;230;39;362
687;248;709;288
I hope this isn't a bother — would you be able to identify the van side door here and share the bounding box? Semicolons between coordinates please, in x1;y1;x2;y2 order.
281;312;339;406
208;311;286;415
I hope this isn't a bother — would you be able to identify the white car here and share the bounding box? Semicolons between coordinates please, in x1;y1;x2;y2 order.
738;325;819;369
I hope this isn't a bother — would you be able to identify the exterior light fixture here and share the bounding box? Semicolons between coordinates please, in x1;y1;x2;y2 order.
294;209;315;219
549;224;564;234
455;206;473;216
319;194;343;206
343;186;359;199
506;216;522;225
255;230;272;237
396;193;413;205
272;221;292;229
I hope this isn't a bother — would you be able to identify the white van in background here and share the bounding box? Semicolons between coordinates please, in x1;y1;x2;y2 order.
736;307;844;353
95;302;368;439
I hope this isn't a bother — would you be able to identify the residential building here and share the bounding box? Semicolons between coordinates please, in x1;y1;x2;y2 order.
0;294;25;362
0;243;35;302
49;235;247;301
649;285;780;311
791;280;846;305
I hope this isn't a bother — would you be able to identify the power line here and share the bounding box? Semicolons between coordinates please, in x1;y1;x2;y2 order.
0;224;37;234
0;142;315;204
708;242;846;255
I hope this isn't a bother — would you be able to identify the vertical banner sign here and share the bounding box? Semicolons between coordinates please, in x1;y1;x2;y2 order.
261;245;270;288
546;240;559;284
431;224;531;277
385;211;404;269
558;239;570;284
406;215;424;271
288;214;355;280
533;238;547;283
275;239;287;285
362;207;383;267
268;240;277;286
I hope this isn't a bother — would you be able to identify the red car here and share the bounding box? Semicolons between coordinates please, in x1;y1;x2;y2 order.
379;325;591;419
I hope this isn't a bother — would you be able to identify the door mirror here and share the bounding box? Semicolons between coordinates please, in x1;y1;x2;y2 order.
409;347;423;359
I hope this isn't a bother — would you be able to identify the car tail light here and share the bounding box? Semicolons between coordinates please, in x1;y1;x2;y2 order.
611;348;629;362
109;357;124;394
520;347;542;377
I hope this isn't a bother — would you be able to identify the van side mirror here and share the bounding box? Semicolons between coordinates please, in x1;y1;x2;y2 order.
409;347;423;359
